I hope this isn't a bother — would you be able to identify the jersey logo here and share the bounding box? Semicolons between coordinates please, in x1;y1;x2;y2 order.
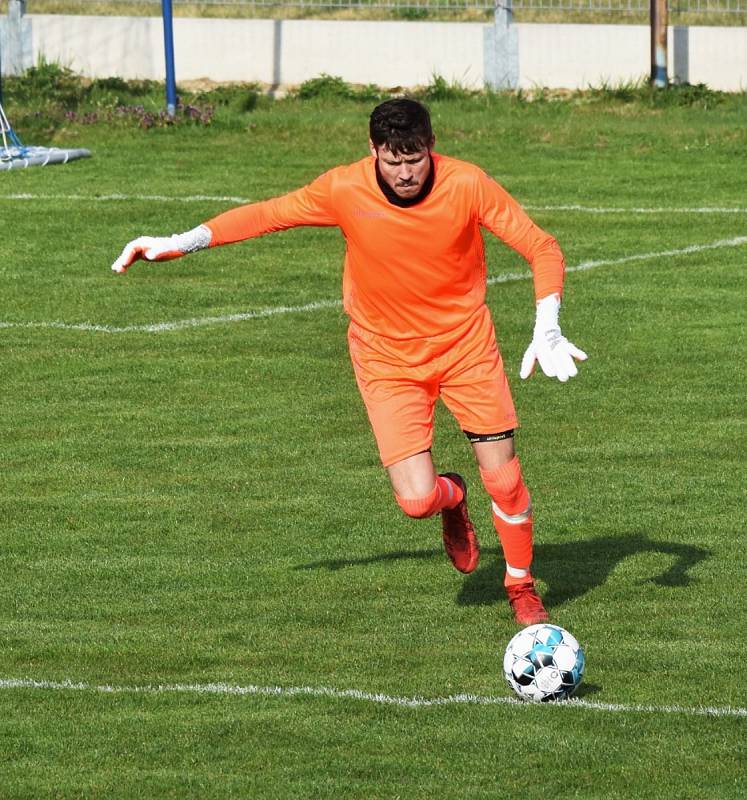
353;209;387;219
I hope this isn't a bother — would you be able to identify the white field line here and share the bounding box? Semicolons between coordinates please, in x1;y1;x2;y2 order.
486;235;747;286
1;192;747;215
525;204;747;215
1;235;745;335
0;192;251;204
0;298;342;334
1;676;745;718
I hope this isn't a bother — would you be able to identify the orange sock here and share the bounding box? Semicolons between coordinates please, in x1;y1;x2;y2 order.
395;475;463;519
479;457;534;586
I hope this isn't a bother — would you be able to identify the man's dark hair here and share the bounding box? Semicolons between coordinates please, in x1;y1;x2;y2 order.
369;99;434;155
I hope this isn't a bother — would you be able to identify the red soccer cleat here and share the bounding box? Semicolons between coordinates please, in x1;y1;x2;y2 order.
506;580;549;625
439;473;480;574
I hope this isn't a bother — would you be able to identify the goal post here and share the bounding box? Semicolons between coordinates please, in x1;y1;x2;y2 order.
0;101;24;154
0;101;91;170
0;1;91;169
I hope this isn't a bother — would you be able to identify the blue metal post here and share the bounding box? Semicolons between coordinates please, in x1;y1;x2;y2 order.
162;0;177;116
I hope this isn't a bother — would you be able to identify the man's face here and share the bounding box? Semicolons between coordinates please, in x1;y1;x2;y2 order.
369;141;432;200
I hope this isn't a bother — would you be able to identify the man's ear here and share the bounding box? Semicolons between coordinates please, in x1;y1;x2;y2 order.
368;139;378;159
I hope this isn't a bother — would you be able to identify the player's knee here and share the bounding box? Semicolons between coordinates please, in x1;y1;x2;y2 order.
395;485;440;519
480;456;531;519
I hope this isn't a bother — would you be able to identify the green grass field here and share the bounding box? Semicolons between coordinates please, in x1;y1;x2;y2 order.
1;82;746;797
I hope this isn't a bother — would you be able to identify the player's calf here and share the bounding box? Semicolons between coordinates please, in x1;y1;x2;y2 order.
480;456;549;622
395;474;480;574
438;473;480;574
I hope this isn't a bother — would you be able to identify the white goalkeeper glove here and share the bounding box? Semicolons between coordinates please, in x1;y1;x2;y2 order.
111;224;212;274
520;293;587;382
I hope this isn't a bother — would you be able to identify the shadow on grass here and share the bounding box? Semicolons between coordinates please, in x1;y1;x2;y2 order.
571;682;603;699
295;533;710;609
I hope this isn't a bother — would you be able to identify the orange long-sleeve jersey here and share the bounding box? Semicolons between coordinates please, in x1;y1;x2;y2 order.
205;153;564;341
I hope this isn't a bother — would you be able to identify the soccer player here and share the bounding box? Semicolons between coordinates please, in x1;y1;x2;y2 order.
111;99;586;625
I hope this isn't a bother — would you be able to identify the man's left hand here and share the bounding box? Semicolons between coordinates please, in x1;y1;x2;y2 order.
520;294;587;382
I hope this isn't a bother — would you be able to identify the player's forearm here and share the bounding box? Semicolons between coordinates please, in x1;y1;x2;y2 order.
111;188;333;273
529;236;565;301
504;224;565;301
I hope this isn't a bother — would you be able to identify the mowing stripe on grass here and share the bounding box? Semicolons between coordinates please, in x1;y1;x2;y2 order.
1;236;745;334
1;193;747;216
1;677;745;718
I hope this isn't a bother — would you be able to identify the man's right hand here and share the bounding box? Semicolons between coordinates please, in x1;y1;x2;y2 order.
111;236;185;274
111;225;213;274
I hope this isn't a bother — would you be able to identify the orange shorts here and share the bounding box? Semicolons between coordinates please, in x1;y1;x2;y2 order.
348;305;518;467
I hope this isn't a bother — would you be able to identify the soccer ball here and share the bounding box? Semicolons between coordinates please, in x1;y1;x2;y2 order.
503;624;585;702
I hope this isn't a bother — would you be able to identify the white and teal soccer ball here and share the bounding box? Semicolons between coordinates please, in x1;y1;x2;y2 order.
503;624;585;702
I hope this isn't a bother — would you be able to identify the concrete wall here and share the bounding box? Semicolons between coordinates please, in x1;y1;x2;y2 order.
518;24;650;90
2;13;745;92
518;22;747;91
673;25;747;90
